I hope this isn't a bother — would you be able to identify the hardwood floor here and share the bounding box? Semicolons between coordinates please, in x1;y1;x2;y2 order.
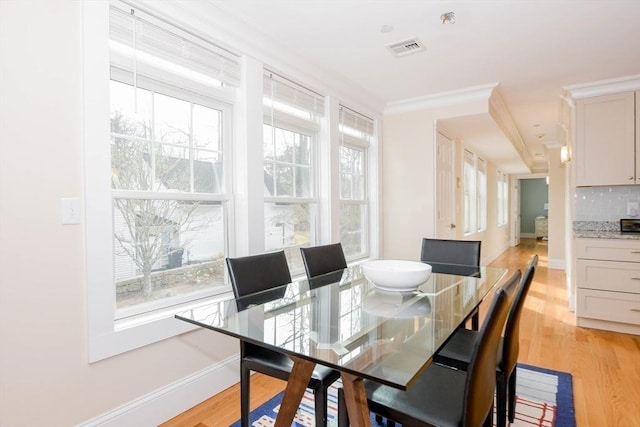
162;239;640;427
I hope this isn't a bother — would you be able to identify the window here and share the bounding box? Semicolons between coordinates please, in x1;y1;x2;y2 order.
263;72;324;274
497;170;509;226
85;2;240;361
476;157;487;232
109;5;237;318
463;149;486;234
339;106;372;260
463;150;476;234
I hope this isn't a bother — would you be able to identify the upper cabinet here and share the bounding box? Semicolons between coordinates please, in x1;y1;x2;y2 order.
575;91;638;186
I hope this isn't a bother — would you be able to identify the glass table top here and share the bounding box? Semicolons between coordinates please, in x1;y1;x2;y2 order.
175;263;506;390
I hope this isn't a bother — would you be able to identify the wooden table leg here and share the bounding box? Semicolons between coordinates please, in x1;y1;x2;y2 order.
341;372;372;427
274;356;315;427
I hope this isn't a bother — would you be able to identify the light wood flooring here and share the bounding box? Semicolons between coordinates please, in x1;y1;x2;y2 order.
162;239;640;427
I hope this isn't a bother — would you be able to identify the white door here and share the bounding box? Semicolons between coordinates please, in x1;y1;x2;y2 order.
436;132;456;239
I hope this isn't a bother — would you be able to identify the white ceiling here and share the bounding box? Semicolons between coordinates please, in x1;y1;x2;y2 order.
191;0;640;174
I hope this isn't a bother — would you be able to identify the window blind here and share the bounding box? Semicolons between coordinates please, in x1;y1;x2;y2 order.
110;4;241;88
263;71;325;119
339;105;374;141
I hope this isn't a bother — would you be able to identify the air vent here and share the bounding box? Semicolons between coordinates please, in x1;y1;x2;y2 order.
386;37;426;57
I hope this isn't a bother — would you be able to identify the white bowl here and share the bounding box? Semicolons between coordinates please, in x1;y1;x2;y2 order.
362;260;432;292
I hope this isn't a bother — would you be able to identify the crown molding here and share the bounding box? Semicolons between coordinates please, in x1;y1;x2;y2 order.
384;83;499;116
564;74;640;100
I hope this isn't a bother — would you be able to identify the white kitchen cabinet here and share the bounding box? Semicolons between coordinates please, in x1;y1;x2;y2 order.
575;91;638;186
575;238;640;335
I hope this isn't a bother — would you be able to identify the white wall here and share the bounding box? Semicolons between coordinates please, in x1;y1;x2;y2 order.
381;98;512;263
381;111;437;260
0;2;240;426
548;147;567;269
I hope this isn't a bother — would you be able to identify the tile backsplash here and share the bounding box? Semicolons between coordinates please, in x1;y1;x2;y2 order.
575;186;640;221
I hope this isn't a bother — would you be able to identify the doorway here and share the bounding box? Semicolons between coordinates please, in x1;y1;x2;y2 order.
435;132;456;238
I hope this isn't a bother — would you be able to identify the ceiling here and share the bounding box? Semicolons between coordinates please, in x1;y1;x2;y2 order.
191;1;640;174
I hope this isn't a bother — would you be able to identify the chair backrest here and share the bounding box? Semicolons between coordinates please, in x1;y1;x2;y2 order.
420;238;481;276
500;255;537;376
226;251;292;299
300;243;347;279
463;270;520;427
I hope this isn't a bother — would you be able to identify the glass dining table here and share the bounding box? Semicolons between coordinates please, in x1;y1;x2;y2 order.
175;262;507;427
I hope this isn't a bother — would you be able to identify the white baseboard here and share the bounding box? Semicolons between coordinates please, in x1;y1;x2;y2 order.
78;355;240;427
547;258;566;270
482;240;512;266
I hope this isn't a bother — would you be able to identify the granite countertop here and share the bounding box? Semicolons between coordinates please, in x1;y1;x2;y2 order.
573;221;640;240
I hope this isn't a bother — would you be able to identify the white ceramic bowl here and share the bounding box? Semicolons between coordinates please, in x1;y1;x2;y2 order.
362;260;432;292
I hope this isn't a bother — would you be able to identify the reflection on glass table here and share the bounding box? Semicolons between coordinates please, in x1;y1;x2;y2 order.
175;263;506;427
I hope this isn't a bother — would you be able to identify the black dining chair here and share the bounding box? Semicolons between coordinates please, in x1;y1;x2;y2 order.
300;242;348;287
433;254;538;427
226;251;341;427
352;270;520;427
420;237;482;329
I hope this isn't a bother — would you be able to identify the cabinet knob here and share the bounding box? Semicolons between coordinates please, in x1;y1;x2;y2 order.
629;176;635;180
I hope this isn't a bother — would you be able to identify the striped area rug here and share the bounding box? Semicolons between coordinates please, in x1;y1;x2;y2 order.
231;363;575;427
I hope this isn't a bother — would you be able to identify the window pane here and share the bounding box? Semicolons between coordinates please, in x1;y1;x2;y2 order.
340;173;352;199
264;202;311;275
192;104;221;151
155;93;190;145
156;143;190;192
340;145;365;201
263;124;275;160
194;150;222;194
341;203;368;259
111;136;153;191
274;127;294;162
275;164;294;197
110;80;152;138
295;134;311;165
295;166;310;197
113;198;226;309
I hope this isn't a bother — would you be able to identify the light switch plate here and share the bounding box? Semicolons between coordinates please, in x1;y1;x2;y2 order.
627;201;639;217
61;197;81;225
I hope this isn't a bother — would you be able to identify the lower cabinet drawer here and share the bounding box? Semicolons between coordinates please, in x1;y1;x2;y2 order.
577;259;640;293
577;289;640;325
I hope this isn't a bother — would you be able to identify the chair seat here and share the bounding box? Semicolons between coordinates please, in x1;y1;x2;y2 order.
434;328;505;373
244;346;341;385
365;364;467;427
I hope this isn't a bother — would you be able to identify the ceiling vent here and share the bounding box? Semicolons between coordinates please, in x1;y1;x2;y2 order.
386;37;426;57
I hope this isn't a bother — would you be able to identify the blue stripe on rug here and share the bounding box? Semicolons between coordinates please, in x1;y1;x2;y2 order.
230;363;576;427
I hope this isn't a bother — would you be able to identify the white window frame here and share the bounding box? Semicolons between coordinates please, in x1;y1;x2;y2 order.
84;2;237;361
263;72;323;274
497;169;509;226
463;149;487;235
463;149;476;235
338;106;372;261
476;157;487;232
